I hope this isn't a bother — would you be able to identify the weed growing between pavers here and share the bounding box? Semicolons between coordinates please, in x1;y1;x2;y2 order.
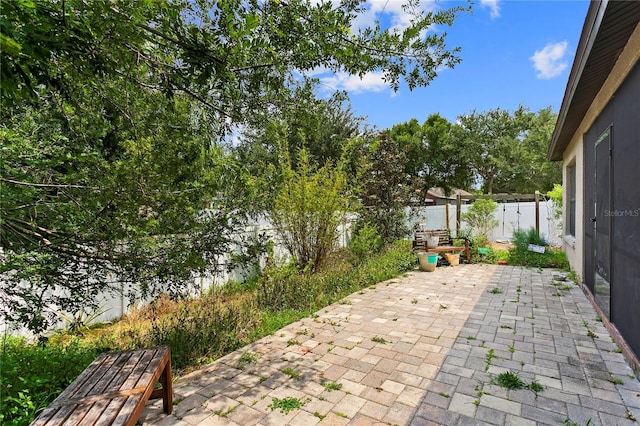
237;351;259;369
321;380;342;391
371;336;389;344
484;348;496;371
581;320;599;340
489;371;545;395
282;367;301;380
493;371;525;389
268;397;310;414
213;405;238;418
607;372;624;385
562;418;595;426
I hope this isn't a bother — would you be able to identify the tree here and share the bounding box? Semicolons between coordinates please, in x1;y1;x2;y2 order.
2;0;468;125
358;132;414;243
1;0;468;332
512;107;561;193
454;106;560;194
233;84;369;214
390;114;472;201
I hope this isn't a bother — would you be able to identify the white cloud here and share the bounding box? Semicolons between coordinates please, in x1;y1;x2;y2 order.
307;1;442;95
480;0;501;19
530;41;569;79
351;0;439;34
320;71;388;94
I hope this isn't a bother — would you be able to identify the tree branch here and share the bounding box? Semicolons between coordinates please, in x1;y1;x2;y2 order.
0;177;103;191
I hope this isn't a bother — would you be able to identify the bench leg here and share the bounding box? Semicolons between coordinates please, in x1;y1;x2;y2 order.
162;358;173;414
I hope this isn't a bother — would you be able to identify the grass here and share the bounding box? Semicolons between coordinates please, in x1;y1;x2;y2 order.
0;336;98;425
491;371;545;395
492;371;525;389
268;397;309;414
238;351;259;369
371;336;389;344
484;348;495;371
322;381;343;391
282;367;301;380
1;240;418;425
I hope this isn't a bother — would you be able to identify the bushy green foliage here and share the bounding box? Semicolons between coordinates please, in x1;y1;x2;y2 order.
513;228;546;247
547;184;563;220
358;132;412;243
454;107;561;193
271;149;349;271
462;199;499;246
390;114;472;200
508;228;568;269
2;240;415;425
347;222;383;265
1;0;468;334
257;240;415;313
0;336;98;425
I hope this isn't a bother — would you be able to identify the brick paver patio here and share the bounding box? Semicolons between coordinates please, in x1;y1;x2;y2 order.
140;264;640;425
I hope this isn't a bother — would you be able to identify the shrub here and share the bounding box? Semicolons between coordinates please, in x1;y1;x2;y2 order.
348;222;383;265
462;199;499;246
0;336;98;425
512;227;546;247
5;239;416;425
509;228;568;269
270;148;349;272
547;184;563;221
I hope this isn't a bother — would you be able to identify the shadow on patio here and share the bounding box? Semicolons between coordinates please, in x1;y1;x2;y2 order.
140;265;640;426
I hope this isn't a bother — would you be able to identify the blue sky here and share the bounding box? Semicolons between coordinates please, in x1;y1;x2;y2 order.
313;0;590;130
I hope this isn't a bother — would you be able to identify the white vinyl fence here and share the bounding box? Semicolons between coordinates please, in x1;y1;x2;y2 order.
406;200;562;245
2;215;355;337
3;202;560;337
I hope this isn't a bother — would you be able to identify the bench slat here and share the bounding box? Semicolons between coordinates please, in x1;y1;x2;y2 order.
94;397;128;426
73;399;110;425
31;346;172;426
106;350;146;393
119;348;157;391
88;351;135;397
54;356;111;402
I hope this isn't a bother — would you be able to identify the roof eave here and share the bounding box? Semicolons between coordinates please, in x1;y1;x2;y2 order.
547;0;607;162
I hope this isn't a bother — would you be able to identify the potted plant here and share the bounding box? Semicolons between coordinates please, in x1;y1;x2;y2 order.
426;231;439;249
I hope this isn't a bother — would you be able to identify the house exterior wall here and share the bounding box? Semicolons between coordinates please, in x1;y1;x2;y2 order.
562;22;640;372
561;135;584;280
561;22;640;280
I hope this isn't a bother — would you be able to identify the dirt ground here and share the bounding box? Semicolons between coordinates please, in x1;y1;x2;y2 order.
488;241;513;251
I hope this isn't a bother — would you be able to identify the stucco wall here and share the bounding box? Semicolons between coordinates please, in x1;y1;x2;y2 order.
561;22;640;283
561;137;584;282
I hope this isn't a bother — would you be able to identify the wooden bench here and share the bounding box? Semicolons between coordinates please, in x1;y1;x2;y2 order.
31;346;172;426
413;229;470;263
